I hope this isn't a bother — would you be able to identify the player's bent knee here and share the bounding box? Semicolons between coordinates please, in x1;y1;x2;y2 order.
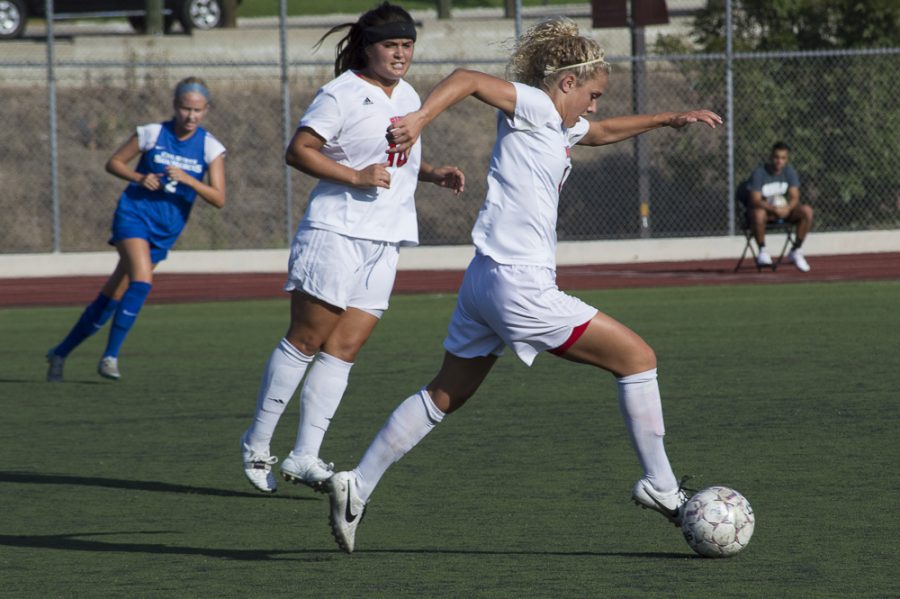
322;341;365;362
426;386;471;414
323;330;372;362
284;333;323;357
630;343;657;373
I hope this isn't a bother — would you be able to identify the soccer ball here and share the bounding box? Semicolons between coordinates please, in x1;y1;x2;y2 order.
680;486;755;558
770;194;788;208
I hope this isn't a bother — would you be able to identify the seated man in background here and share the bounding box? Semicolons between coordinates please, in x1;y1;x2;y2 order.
743;141;814;271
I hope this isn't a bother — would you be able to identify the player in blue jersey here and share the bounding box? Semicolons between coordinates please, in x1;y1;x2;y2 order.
46;76;227;382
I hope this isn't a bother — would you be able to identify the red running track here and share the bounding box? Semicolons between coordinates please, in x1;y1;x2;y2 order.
1;252;897;308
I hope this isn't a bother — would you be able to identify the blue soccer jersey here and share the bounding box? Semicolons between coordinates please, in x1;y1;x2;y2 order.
110;120;225;259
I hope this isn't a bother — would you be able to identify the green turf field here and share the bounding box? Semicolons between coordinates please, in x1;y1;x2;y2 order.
2;281;898;597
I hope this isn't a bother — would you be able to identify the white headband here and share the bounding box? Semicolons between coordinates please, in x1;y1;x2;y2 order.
544;56;607;76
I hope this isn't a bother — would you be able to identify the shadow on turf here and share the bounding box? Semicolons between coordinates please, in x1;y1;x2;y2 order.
0;531;301;561
0;531;690;561
0;471;315;501
365;549;690;559
0;378;105;385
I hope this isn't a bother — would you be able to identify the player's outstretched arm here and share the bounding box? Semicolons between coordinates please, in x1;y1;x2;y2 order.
578;109;722;147
389;69;517;153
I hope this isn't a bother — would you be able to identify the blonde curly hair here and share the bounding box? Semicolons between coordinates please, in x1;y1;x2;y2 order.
507;18;610;90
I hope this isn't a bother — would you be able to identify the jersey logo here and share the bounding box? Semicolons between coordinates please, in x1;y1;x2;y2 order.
344;485;359;523
363;97;374;105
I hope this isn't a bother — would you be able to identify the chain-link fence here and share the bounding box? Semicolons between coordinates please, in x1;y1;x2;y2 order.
1;44;897;254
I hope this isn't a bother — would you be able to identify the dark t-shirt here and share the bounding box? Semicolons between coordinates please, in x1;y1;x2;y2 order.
740;163;800;206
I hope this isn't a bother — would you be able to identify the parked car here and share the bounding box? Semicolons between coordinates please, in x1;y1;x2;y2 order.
0;0;241;39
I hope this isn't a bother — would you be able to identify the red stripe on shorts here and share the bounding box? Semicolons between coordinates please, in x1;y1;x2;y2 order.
548;319;592;356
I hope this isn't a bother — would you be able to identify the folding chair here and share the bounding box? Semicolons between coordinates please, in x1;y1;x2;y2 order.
734;187;796;272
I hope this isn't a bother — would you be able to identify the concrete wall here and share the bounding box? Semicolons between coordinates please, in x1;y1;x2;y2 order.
2;229;897;278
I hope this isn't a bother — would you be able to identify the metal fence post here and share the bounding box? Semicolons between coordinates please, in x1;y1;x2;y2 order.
279;0;293;243
632;26;651;238
514;0;522;38
45;0;60;253
725;0;735;236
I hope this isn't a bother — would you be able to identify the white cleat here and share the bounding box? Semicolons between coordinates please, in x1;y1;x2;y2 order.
756;248;773;267
240;432;278;494
632;477;691;527
281;451;334;493
46;349;65;382
328;471;367;554
788;248;811;272
97;356;120;380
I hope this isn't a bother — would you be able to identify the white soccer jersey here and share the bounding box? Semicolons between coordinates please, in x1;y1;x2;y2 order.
298;70;423;246
471;82;590;268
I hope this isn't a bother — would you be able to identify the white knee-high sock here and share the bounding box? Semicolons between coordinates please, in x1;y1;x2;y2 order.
617;368;678;491
293;352;353;457
245;338;314;451
353;388;445;502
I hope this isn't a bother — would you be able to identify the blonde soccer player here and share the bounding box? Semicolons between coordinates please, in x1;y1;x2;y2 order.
325;18;723;553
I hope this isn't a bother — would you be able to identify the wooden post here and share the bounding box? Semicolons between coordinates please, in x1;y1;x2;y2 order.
145;0;163;35
221;0;238;28
437;0;451;19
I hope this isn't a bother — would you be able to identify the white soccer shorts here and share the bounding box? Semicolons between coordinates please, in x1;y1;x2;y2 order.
285;226;400;316
443;253;598;366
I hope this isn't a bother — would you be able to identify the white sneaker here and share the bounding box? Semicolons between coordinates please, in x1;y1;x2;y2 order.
281;451;334;493
240;431;278;494
46;349;64;382
756;248;773;267
97;356;120;380
788;248;811;272
328;471;367;554
632;477;690;527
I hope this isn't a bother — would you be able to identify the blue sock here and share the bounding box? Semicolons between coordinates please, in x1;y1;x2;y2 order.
53;293;119;358
103;281;152;358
